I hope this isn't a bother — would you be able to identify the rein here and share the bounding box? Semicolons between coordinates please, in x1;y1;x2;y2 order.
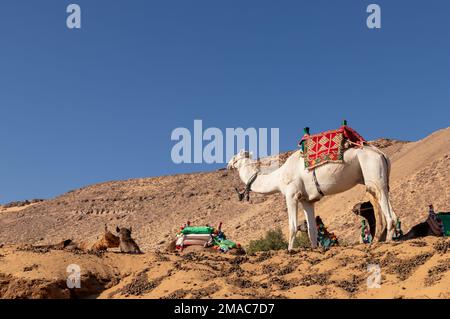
235;171;259;202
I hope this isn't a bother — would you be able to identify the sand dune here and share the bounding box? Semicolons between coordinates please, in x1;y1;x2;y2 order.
0;237;448;299
0;127;448;299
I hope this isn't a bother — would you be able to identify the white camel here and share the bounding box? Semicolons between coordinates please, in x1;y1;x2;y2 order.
227;146;397;251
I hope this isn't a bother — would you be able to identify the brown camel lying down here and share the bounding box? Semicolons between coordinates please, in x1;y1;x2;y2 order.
77;225;121;251
21;225;142;254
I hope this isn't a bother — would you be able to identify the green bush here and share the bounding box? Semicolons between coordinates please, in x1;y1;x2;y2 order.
247;228;287;254
247;228;311;254
293;231;311;249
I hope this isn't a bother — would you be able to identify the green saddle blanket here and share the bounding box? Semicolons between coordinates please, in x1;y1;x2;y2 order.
181;226;214;235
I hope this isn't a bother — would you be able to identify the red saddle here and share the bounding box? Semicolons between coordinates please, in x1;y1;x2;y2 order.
299;125;365;170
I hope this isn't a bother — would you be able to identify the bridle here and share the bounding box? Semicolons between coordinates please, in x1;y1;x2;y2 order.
230;155;260;202
235;171;259;202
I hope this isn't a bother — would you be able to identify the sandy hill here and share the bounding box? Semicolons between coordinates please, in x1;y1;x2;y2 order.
0;127;449;252
0;126;449;300
0;237;449;299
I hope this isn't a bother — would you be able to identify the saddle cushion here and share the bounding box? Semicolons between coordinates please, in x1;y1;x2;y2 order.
299;126;365;170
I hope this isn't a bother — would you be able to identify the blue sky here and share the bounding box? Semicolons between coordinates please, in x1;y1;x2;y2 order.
0;0;449;203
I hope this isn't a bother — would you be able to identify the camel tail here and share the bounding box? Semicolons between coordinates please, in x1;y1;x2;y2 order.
365;145;391;192
381;151;391;192
364;144;397;231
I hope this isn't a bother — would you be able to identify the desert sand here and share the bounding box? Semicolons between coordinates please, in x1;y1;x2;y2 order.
0;127;448;299
0;237;448;299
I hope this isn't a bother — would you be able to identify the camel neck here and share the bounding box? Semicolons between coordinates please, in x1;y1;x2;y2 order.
237;159;280;194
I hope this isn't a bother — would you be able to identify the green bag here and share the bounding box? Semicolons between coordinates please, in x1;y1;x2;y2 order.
181;226;214;235
438;212;450;236
218;239;237;250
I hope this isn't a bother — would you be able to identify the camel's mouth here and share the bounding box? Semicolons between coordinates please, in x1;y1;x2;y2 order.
227;158;240;170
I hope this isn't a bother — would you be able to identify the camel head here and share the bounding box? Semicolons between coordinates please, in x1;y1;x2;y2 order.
116;226;132;238
227;150;253;170
116;226;142;254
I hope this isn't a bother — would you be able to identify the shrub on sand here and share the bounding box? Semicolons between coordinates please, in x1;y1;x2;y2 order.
293;231;311;249
247;228;311;254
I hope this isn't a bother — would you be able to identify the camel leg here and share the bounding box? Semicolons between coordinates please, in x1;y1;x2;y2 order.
286;194;299;251
359;154;396;241
302;201;318;248
377;188;397;241
363;182;395;241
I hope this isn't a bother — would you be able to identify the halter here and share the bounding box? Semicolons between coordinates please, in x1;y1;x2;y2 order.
230;153;260;201
235;171;259;202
